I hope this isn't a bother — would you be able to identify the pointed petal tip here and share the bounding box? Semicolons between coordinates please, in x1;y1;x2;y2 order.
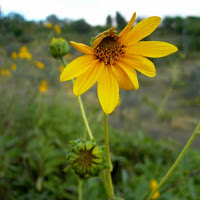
103;107;115;115
73;89;80;97
60;73;65;82
168;44;179;55
73;85;81;96
135;85;139;91
69;41;74;46
132;12;136;18
152;16;161;25
174;45;179;52
152;72;156;78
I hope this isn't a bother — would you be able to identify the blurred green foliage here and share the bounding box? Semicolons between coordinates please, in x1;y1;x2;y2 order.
161;16;200;51
1;93;200;199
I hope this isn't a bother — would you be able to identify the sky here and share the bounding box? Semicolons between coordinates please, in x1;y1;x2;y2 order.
1;0;200;26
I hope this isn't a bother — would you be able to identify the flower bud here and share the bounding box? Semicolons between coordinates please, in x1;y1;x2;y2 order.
66;139;106;178
49;37;70;59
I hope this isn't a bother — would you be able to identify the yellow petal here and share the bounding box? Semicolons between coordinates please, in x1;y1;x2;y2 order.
118;12;136;43
92;27;118;49
121;55;156;77
111;64;134;90
70;41;94;55
60;55;96;81
92;34;107;49
124;16;161;45
115;61;139;90
127;41;178;58
73;61;104;96
97;66;119;114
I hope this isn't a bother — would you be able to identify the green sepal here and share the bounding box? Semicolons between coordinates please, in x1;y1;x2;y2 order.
90;36;94;46
63;165;71;172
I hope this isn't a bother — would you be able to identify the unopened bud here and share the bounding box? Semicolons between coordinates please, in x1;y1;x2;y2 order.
66;139;107;178
50;37;70;59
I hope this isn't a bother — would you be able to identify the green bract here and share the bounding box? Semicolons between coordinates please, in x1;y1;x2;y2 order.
50;37;70;59
66;139;107;178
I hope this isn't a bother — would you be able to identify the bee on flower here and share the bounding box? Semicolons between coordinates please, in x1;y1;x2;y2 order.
39;80;47;93
60;12;178;114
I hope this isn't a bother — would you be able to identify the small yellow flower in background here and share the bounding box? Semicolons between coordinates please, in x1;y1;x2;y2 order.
18;46;32;60
65;54;72;60
65;82;71;89
11;52;17;59
35;61;45;69
54;24;61;34
11;64;17;71
150;179;160;199
59;65;64;73
60;12;178;114
39;80;47;93
45;22;52;29
0;69;12;77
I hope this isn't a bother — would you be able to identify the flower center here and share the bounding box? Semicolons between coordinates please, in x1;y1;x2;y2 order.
94;37;125;65
77;149;95;168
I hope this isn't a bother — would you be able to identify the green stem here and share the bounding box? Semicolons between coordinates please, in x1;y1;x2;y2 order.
157;60;178;116
60;57;93;140
157;85;173;116
60;56;114;199
78;178;82;200
76;93;93;140
100;172;115;200
104;113;115;197
146;121;200;200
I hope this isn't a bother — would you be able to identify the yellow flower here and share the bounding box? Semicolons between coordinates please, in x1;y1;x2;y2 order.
65;82;71;89
11;64;17;71
11;52;17;59
65;54;72;60
39;80;47;92
45;22;52;29
150;179;160;199
54;24;61;34
18;46;32;60
35;61;45;69
59;65;65;73
60;13;178;114
0;69;12;77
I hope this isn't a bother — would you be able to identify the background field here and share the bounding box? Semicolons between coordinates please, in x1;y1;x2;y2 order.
0;12;200;200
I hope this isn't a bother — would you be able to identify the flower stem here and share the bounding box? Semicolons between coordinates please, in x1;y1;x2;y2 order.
146;121;200;200
78;178;82;200
76;92;94;140
60;57;94;140
100;172;115;200
60;56;114;199
104;113;115;197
